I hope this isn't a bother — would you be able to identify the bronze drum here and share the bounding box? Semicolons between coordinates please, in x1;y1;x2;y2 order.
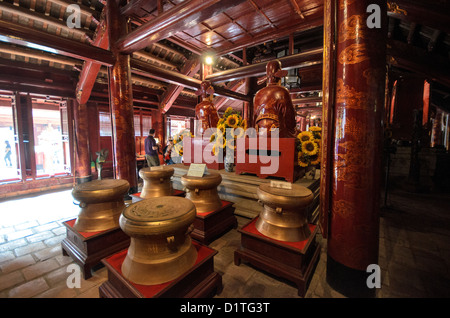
181;171;222;213
72;179;130;232
255;183;314;242
119;196;197;285
139;166;175;198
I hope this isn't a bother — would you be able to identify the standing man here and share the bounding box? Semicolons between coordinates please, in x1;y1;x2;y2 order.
145;129;160;167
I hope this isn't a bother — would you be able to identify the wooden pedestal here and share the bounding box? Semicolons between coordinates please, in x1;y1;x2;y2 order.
61;219;130;279
234;217;320;297
235;137;299;183
99;241;222;298
192;200;237;245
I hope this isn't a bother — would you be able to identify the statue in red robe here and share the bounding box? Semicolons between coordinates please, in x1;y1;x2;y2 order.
253;60;297;138
195;81;219;136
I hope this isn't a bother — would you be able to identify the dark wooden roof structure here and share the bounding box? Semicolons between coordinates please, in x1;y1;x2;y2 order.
0;0;449;117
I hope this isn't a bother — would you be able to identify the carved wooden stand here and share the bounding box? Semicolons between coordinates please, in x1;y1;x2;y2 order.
61;219;130;279
99;242;222;298
234;217;320;297
191;200;237;244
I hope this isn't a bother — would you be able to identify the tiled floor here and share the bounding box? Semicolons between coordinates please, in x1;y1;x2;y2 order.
0;187;449;298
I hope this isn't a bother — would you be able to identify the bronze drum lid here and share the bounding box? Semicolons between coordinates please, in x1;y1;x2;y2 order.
139;166;174;198
181;171;222;213
255;183;314;242
119;196;197;285
72;179;130;232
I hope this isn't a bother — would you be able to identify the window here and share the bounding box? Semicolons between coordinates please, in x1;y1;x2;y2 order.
134;114;141;136
170;118;187;137
32;100;70;177
99;112;112;137
0;96;20;182
142;113;152;135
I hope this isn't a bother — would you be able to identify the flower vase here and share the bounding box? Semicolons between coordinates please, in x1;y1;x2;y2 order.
224;156;234;172
305;165;316;179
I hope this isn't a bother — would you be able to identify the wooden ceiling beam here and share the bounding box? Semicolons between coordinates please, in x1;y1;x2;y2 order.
160;57;200;113
388;0;450;35
130;58;251;102
388;38;450;88
0;0;94;42
115;0;246;54
206;47;323;83
0;19;115;66
76;12;108;104
215;14;323;56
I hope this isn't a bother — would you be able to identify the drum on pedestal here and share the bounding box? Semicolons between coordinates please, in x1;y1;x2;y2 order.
255;183;313;242
72;179;130;232
119;196;197;285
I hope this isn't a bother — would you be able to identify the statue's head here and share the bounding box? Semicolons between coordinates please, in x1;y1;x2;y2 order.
266;60;287;85
195;81;214;99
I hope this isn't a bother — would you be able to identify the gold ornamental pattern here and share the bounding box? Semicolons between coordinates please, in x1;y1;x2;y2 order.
338;15;365;43
338;43;368;65
335;79;369;110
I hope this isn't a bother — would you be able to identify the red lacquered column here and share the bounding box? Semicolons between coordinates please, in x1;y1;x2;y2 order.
106;0;138;194
322;0;387;296
73;101;92;184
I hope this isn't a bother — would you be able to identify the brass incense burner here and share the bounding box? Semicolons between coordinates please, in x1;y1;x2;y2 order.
119;196;197;285
255;183;313;242
139;166;174;198
181;171;222;213
72;179;130;232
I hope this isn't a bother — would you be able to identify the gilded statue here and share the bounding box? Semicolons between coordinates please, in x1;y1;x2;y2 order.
195;81;220;136
253;60;297;138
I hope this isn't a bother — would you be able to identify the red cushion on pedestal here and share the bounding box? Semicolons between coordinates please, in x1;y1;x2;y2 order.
103;241;214;298
242;217;316;251
64;218;105;238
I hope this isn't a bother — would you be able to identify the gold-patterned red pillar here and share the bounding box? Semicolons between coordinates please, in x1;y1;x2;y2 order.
73;101;92;184
106;0;138;193
322;0;387;296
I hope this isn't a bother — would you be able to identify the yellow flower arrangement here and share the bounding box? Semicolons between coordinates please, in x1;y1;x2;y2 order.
302;140;319;156
226;114;239;128
296;126;321;167
297;152;309;167
210;108;247;160
172;129;193;157
297;131;314;142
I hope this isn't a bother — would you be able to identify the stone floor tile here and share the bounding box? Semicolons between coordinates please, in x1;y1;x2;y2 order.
0;254;35;274
0;238;27;253
6;229;34;242
33;245;62;261
33;222;60;233
34;282;78;298
8;277;49;298
14;221;39;231
0;251;15;264
0;270;24;292
21;259;60;280
14;241;46;257
26;231;55;244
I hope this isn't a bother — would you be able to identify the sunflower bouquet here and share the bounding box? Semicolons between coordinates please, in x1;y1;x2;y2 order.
296;126;321;167
172;129;194;157
210;107;248;157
